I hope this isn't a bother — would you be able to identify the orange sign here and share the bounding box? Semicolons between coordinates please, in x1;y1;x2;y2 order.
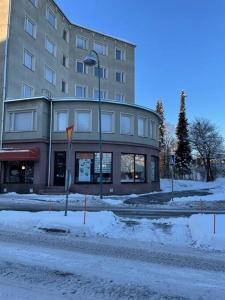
66;125;74;142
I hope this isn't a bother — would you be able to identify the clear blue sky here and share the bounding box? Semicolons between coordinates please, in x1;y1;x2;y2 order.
56;0;225;136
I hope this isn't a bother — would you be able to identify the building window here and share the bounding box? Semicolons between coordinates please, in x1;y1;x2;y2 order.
115;48;125;61
75;152;112;183
94;42;107;55
120;113;133;135
76;36;88;50
54;110;68;131
63;29;69;42
75;110;92;132
138;117;147;137
76;61;87;74
150;120;157;139
75;85;87;98
8;110;36;132
115;94;125;102
45;36;56;56
116;71;125;83
47;7;57;28
101;111;114;133
61;80;68;93
121;154;146;183
23;49;35;71
93;89;107;100
45;65;56;85
29;0;38;7
24;16;36;38
62;55;69;68
94;66;107;79
22;83;33;98
4;161;34;184
151;156;159;181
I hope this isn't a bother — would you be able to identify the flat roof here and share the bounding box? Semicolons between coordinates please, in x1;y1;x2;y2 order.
51;0;136;47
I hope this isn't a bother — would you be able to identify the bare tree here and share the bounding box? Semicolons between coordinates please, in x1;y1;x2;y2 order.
190;119;224;181
162;123;177;177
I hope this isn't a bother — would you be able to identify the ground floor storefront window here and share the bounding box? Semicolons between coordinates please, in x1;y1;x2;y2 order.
121;154;146;183
75;152;112;183
4;161;34;184
151;156;159;181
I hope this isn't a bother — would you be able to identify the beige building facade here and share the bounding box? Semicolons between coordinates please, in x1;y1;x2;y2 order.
0;0;160;194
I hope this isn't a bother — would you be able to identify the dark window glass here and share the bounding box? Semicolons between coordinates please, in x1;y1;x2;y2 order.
4;161;34;184
151;156;159;181
63;29;67;41
75;152;112;183
62;80;66;93
121;154;146;183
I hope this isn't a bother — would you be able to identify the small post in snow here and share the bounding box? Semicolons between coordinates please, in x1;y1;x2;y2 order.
84;195;87;224
213;214;216;234
169;154;176;201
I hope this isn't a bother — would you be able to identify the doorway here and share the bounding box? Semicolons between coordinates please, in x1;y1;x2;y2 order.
54;152;66;186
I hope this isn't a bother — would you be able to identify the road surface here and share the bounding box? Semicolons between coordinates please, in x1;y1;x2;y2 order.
0;227;225;299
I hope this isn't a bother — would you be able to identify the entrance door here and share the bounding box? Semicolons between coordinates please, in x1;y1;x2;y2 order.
54;152;66;186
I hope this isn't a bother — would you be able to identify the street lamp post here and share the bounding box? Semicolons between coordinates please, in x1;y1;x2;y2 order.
83;50;103;199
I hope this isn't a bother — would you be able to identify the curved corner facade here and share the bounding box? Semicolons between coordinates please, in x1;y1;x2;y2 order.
0;0;160;195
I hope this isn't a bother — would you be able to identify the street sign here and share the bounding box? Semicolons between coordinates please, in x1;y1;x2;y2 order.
66;125;74;142
169;154;176;165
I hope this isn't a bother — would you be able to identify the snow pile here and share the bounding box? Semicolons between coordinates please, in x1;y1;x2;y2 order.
1;210;225;251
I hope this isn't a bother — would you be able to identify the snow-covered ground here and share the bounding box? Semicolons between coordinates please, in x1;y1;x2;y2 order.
1;177;225;206
0;210;224;251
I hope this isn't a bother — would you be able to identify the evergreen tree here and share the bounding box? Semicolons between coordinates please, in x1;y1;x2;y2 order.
175;90;192;177
156;99;165;149
156;99;166;177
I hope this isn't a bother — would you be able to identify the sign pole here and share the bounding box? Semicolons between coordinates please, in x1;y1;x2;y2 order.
64;125;73;217
169;154;175;201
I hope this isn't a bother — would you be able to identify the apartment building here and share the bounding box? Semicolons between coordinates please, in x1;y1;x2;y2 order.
0;0;160;194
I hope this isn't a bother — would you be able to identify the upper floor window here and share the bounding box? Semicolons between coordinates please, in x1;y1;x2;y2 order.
76;61;87;74
45;65;56;85
76;36;88;50
47;7;57;28
29;0;38;7
116;71;125;83
94;42;107;55
138;117;147;137
94;66;107;79
24;16;36;38
63;29;69;42
115;48;125;61
45;36;56;56
61;80;68;93
151;156;159;181
150;120;157;140
115;94;125;102
22;82;33;98
120;113;134;135
75;85;87;98
54;110;68;131
8;110;36;132
101;111;114;133
75;110;92;132
23;49;35;71
93;89;107;100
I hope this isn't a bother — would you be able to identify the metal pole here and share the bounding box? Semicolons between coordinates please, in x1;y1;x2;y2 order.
47;98;53;187
97;57;103;199
65;140;71;216
171;166;174;201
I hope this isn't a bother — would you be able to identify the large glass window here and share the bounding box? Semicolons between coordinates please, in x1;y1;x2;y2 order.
93;89;107;100
47;7;56;28
45;37;56;56
54;111;68;131
151;156;159;181
138;117;147;137
8;111;36;132
75;152;112;183
76;61;87;74
75;110;92;132
22;83;33;98
115;48;125;61
121;154;146;183
94;66;107;79
150;120;157;139
120;114;133;135
23;49;34;70
4;161;34;184
75;85;86;98
76;36;88;50
116;71;125;83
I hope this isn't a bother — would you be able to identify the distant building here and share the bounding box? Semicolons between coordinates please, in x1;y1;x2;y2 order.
0;0;160;194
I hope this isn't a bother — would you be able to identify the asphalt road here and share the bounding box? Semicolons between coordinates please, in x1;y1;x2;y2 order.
0;228;225;299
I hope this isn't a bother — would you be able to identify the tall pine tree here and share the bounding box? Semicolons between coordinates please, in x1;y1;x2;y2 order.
156;99;166;177
175;90;192;178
